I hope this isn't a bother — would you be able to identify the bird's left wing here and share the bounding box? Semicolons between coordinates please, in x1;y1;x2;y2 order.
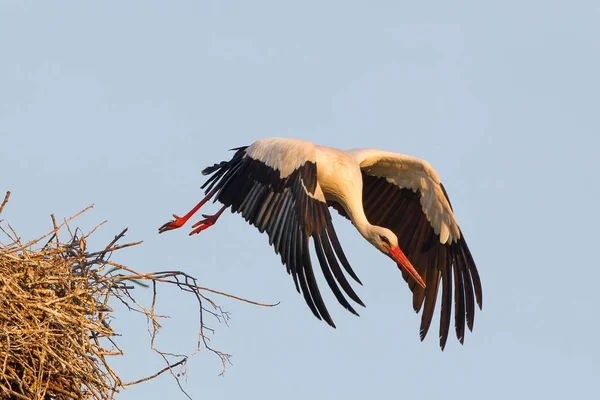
203;138;364;327
348;149;482;349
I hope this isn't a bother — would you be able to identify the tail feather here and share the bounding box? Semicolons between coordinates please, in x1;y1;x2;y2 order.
201;146;249;193
202;161;228;176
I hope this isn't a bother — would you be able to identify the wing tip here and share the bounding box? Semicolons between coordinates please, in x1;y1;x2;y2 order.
467;317;475;332
347;307;360;317
439;337;448;351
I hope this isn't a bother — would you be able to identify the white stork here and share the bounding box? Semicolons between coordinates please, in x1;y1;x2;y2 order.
159;138;482;349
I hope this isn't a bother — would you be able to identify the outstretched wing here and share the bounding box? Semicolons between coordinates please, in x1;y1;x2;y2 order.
203;138;364;327
348;149;482;349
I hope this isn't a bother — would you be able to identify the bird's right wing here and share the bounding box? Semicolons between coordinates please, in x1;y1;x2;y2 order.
203;138;364;327
346;148;482;349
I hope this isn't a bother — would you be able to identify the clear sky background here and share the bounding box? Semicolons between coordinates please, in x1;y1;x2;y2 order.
1;1;599;399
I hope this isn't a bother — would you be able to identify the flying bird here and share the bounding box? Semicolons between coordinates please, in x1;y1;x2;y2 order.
159;138;482;349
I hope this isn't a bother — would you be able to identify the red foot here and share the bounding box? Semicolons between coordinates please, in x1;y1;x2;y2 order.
189;205;227;235
158;187;220;235
158;214;186;234
189;214;219;235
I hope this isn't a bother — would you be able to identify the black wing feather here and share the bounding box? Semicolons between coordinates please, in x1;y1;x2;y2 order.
313;234;358;316
419;248;441;340
439;251;453;350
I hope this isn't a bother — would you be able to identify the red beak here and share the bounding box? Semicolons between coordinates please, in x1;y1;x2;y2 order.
389;246;426;288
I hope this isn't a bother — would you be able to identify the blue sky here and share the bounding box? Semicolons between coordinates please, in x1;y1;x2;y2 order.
1;1;598;399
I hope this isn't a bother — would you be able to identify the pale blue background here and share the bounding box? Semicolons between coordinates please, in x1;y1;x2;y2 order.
1;1;598;399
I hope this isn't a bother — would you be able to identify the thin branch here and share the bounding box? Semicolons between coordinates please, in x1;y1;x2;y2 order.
0;191;10;215
196;286;280;308
122;357;188;387
4;204;94;253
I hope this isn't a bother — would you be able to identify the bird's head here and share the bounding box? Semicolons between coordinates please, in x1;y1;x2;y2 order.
369;226;426;289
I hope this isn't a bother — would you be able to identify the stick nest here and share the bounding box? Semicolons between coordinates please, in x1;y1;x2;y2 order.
0;192;272;399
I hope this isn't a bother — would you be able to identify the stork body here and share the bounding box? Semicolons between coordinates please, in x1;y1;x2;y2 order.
160;138;482;349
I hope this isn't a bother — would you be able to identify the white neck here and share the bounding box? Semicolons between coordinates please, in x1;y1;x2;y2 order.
342;194;375;241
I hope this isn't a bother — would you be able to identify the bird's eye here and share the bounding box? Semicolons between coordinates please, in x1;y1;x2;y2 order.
379;235;390;245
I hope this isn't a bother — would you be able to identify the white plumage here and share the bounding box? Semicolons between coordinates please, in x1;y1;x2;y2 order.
349;148;460;244
246;138;316;179
160;138;482;349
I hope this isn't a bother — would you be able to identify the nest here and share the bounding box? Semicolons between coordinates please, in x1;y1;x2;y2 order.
0;192;272;400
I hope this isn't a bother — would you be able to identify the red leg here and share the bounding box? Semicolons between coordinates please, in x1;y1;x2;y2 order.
158;188;218;234
189;204;228;235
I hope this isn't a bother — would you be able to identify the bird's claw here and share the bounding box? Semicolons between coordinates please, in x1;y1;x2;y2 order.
189;214;219;235
158;214;185;234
